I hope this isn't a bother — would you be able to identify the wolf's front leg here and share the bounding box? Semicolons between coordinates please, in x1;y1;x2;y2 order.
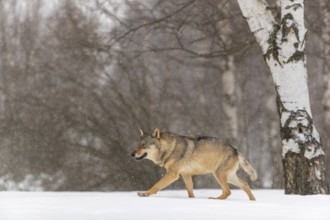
137;172;179;197
181;174;195;198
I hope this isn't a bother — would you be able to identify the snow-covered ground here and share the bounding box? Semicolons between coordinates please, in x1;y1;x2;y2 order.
0;189;329;220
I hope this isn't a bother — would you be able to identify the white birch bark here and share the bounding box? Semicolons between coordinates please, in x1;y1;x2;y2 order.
237;0;328;194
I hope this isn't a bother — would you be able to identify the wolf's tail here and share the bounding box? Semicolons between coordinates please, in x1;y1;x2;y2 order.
238;153;257;181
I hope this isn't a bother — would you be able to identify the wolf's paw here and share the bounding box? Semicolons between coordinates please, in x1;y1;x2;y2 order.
208;196;227;200
137;192;150;197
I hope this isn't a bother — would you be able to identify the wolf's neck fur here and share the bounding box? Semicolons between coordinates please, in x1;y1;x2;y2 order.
155;133;177;168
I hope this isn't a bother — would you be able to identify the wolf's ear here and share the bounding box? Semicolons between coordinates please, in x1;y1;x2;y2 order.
152;128;161;139
139;128;144;136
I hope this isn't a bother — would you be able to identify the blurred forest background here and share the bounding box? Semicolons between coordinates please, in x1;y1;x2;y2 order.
0;0;329;191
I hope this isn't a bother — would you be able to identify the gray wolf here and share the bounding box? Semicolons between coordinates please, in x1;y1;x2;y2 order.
131;128;257;200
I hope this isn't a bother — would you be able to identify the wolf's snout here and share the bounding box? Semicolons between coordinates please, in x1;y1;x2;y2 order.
131;152;136;157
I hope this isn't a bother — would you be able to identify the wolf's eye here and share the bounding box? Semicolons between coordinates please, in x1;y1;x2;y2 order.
141;143;145;147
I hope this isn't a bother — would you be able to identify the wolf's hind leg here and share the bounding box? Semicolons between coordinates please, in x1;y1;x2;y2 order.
181;174;194;198
210;171;231;200
228;174;256;201
138;172;179;197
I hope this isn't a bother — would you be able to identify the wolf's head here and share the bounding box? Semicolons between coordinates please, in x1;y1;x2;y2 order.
131;128;161;161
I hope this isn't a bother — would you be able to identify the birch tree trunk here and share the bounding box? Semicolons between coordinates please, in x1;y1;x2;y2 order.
320;1;330;156
321;2;330;115
217;14;240;147
222;56;239;146
237;0;329;194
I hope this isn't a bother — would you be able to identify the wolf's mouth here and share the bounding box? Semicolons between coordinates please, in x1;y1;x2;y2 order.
135;153;147;161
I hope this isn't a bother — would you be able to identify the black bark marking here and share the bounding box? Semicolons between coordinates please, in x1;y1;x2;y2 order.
281;14;294;41
281;110;312;141
293;26;300;42
285;50;304;63
264;23;282;66
285;4;302;11
281;13;300;43
275;87;286;115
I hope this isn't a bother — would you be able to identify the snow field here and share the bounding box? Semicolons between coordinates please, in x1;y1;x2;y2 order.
0;189;329;220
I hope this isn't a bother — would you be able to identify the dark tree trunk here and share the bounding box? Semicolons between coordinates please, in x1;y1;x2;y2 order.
283;152;328;194
280;110;329;194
